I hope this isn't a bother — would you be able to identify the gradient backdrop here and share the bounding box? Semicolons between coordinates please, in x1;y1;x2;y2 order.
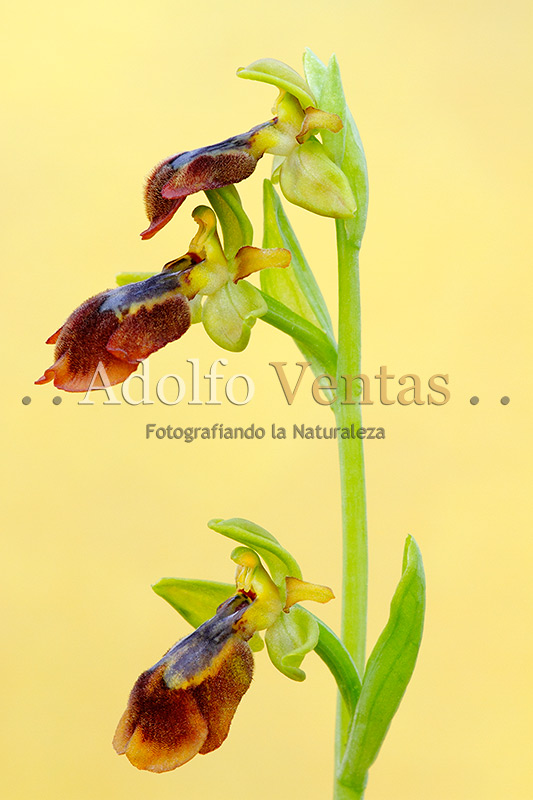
2;1;532;798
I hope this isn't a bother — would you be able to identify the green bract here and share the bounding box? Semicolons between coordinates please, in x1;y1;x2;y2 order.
339;536;426;792
303;49;368;247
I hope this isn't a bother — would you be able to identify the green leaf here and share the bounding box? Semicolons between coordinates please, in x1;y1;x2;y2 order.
264;605;319;681
152;577;263;651
302;48;327;103
262;180;335;341
205;185;253;260
208;517;302;585
339;536;426;790
237;58;316;109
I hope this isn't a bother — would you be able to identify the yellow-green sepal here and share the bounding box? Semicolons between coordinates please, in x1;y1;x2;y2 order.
237;58;316;109
152;577;264;652
279;137;356;219
152;577;235;627
208;517;302;585
201;281;266;352
264;605;319;681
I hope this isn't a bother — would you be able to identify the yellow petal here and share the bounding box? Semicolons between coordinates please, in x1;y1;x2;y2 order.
296;107;343;144
284;576;335;610
232;245;291;283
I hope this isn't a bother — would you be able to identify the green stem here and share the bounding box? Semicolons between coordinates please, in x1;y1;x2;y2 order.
259;291;338;376
333;221;368;800
334;784;366;800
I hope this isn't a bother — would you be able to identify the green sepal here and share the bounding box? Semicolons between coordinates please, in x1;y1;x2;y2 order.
339;536;426;789
237;58;316;109
152;577;264;652
201;281;266;352
208;517;302;585
265;605;319;681
262;180;334;341
116;271;157;286
205;185;253;261
152;577;235;628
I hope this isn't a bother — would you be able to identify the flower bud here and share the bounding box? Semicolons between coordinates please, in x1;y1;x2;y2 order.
280;138;356;218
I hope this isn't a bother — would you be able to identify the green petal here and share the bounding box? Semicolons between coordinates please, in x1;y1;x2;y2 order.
201;281;266;352
152;577;264;651
264;605;319;681
205;185;253;261
237;58;316;109
279;138;356;219
208;517;302;585
339;536;426;790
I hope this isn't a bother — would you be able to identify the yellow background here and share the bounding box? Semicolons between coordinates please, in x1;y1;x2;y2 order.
2;1;532;798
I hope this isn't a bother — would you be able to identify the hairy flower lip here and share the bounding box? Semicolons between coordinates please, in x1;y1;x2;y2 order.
141;121;276;239
113;593;255;773
139;198;184;240
36;271;193;392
